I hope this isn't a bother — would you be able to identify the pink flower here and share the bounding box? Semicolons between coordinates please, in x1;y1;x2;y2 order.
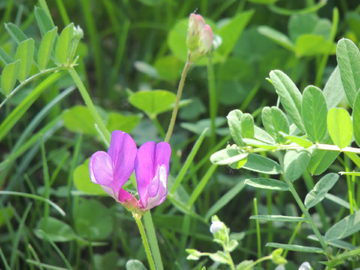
89;130;171;213
135;141;171;211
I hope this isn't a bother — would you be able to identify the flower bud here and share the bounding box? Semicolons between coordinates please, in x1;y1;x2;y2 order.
186;13;205;51
198;25;213;54
210;221;224;233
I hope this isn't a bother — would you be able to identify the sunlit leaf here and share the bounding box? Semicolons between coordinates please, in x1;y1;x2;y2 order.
336;38;360;108
14;39;35;82
1;60;20;96
56;23;74;65
302;85;327;143
327;108;353;149
38;27;57;71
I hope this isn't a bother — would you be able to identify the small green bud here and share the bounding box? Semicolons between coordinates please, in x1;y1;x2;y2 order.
271;248;287;265
74;25;84;40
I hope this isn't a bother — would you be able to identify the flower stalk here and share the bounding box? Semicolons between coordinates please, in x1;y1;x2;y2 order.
133;212;157;270
164;60;191;143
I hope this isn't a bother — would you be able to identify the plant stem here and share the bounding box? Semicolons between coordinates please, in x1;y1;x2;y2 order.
243;256;272;270
224;227;236;270
283;177;327;251
165;60;191;143
133;212;156;270
326;248;360;269
207;56;217;149
69;66;111;144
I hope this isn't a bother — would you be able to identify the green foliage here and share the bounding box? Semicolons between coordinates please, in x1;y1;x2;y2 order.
1;60;20;95
304;173;339;208
327;108;353;149
129;90;176;117
302;86;327;143
2;1;360;270
38;27;57;71
74;198;113;240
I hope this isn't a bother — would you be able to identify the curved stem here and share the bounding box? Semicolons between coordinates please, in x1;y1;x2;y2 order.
165;60;191;143
69;66;111;144
133;212;156;270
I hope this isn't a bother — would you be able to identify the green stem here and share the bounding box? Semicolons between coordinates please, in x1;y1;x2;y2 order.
69;67;111;144
224;227;236;270
345;156;354;215
254;198;262;270
243;256;272;270
326;248;360;269
227;249;236;270
133;212;156;270
143;211;164;270
207;56;217;149
284;177;327;251
165;60;191;143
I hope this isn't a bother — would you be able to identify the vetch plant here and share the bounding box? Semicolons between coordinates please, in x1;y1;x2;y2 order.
89;130;171;213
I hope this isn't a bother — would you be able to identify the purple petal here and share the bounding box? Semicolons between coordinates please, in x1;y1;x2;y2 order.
144;164;168;210
135;141;171;210
154;142;171;175
107;130;137;189
89;151;113;186
135;141;156;202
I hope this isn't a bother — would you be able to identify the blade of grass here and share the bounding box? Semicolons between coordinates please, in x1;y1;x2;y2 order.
188;164;218;208
170;128;208;194
10;203;32;269
55;0;70;26
0;248;11;270
0;191;65;216
27;245;44;270
36;230;73;269
0;114;64;171
67;134;82;215
253;198;261;270
183;134;231;185
0;71;65;139
40;138;50;232
143;211;164;270
26;260;68;270
80;0;103;102
207;56;217;150
109;19;130;97
205;180;246;221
